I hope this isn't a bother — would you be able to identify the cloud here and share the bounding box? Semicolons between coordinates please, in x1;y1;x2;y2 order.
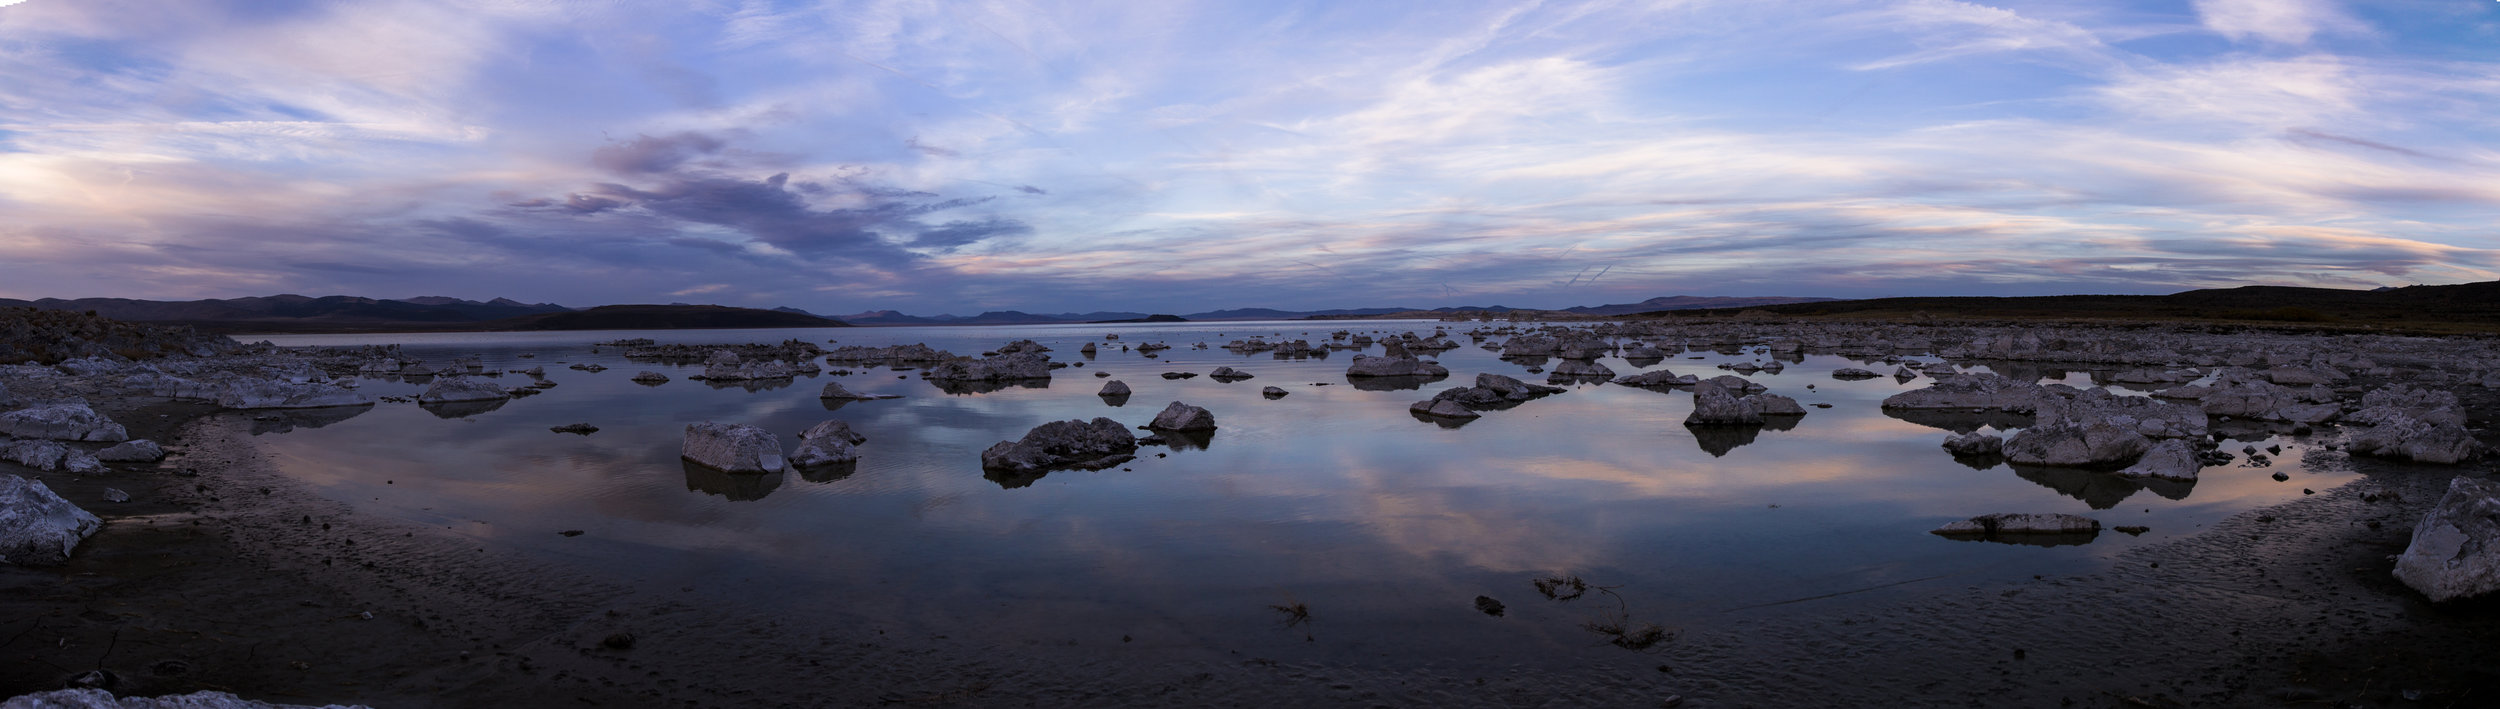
2191;0;2365;45
591;132;728;175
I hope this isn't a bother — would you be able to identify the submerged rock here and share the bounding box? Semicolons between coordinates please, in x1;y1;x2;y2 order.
0;402;129;442
95;439;166;463
1;474;103;565
980;418;1138;473
681;422;787;473
1148;401;1218;431
417;377;510;404
2394;476;2500;602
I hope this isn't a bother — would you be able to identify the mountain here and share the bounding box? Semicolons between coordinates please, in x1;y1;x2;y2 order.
485;305;850;331
0;294;574;331
1628;281;2500;330
1563;295;1839;316
396;296;572;314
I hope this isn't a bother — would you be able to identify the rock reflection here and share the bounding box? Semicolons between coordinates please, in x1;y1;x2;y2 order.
1099;392;1131;407
2007;464;2194;509
1934;529;2100;548
1882;408;2032;434
931;379;1049;396
244;405;375;435
1690;425;1760;457
681;459;784;501
703;377;800;393
795;460;858;484
984;467;1050;489
1409;410;1472;429
1147;429;1215;451
419;398;507;420
1346;374;1447;392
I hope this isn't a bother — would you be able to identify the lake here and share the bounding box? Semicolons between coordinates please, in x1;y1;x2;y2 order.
249;321;2339;669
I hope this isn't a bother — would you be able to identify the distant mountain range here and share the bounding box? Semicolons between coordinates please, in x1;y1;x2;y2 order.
0;293;1835;333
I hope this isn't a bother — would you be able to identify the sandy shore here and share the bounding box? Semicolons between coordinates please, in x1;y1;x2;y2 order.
6;389;2500;707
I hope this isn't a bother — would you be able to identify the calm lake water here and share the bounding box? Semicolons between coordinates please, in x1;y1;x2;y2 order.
251;321;2341;668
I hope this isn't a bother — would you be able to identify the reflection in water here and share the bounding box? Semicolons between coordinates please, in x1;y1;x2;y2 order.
1150;429;1215;451
682;459;785;501
1099;392;1132;407
796;459;858;484
1882;408;2032;434
1761;414;1801;432
419;398;508;419
2009;465;2195;509
1410;410;1472;429
984;467;1050;490
1346;373;1447;391
1690;425;1760;457
931;379;1049;396
703;377;801;393
245;405;375;435
1934;529;2100;548
1949;451;2006;471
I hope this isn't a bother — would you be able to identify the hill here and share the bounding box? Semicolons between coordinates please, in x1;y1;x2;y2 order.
0;294;575;333
1629;282;2500;331
483;305;850;331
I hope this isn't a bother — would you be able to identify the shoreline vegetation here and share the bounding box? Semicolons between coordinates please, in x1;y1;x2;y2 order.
4;302;2500;706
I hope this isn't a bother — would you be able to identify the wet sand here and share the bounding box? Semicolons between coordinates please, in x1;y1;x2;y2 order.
7;396;2500;707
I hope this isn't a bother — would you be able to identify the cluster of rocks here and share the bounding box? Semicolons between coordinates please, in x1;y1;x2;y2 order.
980;418;1138;474
1345;341;1449;379
620;339;824;363
0;306;234;365
1410;374;1566;420
1682;381;1805;426
922;352;1055;384
691;350;820;381
681;419;871;474
825;343;953;364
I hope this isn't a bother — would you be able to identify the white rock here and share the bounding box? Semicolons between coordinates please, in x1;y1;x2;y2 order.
2393;476;2500;602
681;422;787;473
0;474;103;565
216;379;374;409
2112;438;2201;481
0;403;129;442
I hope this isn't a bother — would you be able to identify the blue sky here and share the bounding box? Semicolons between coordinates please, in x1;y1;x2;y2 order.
2;0;2496;314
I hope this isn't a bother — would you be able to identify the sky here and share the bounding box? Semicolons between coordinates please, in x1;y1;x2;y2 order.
2;0;2497;315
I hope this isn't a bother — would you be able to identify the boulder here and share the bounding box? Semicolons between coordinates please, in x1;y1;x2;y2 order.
979;418;1139;473
215;380;374;409
2112;438;2201;481
681;422;787;473
631;371;670;384
1942;431;2003;457
1261;386;1289;398
96;439;165;463
1614;370;1698;387
1684;382;1763;426
1;440;68;471
0;403;129;442
801;420;866;446
418;377;510;404
1;474;103;565
791;421;863;469
1209;366;1254;380
1345;353;1448;378
1099;380;1132;397
2347;415;2480;464
1704;375;1765;394
2001;422;2150;468
1546;359;1616;382
2345;385;2466;428
1408;398;1480;419
1149;401;1218;431
924;352;1053;382
2394;476;2500;602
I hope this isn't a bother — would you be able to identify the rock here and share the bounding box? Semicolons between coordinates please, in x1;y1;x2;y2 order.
102;487;129;503
791;421;864;469
568;363;607;372
2201;379;2339;423
95;439;165;462
1546;359;1615;382
1831;367;1880;380
1099;380;1132;397
1942;431;2003;457
1704;375;1765;394
2112;438;2201;481
549;423;599;435
0;403;129;442
1148;401;1217;431
1209;366;1254;380
1261;386;1288;398
2347;415;2480;464
692;351;809;381
1751;393;1806;416
631;371;670;384
1931;513;2100;539
1409;398;1481;419
681;422;787;473
2393;476;2500;602
923;352;1053;383
215;379;373;410
1;474;103;565
1474;595;1505;616
2002;422;2151;468
801;420;867;446
1;440;68;471
1684;382;1762;426
2345;385;2467;428
1892;366;1919;381
417;377;510;404
819;382;900;400
2034;388;2207;439
979;418;1139;473
1345;352;1448;378
1881;373;2047;413
0;688;359;708
1614;370;1698;387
